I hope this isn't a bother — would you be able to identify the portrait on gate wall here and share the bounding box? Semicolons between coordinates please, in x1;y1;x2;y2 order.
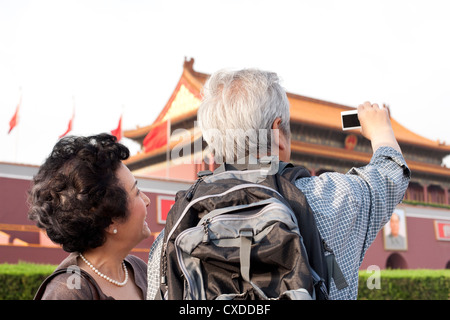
383;208;408;251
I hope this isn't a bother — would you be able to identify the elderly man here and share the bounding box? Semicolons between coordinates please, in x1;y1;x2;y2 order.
148;68;410;300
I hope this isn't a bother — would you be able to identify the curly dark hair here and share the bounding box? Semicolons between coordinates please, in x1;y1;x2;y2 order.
27;133;130;253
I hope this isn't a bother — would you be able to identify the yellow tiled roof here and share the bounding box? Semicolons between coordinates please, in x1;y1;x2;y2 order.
124;57;450;158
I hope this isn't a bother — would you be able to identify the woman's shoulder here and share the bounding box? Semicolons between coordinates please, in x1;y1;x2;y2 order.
124;255;148;297
36;253;108;300
38;269;103;300
125;254;147;273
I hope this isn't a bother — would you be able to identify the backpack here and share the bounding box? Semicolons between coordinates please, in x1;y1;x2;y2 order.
159;159;347;300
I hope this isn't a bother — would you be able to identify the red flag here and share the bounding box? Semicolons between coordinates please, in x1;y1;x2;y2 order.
143;119;169;153
111;115;123;141
8;98;21;134
59;110;75;139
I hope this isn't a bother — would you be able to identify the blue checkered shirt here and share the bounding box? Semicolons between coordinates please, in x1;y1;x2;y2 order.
294;146;410;299
147;146;411;300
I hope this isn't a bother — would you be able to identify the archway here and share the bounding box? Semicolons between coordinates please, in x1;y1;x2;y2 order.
386;253;408;269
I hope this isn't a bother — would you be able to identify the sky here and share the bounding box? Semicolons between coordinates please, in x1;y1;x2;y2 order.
1;0;449;167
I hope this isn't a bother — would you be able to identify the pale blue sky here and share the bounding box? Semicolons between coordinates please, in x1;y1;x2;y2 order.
1;0;449;166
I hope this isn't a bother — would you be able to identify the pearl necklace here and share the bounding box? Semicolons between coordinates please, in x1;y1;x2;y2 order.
79;253;128;287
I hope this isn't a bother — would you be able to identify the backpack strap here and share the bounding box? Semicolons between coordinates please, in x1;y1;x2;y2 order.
277;161;292;175
213;159;310;180
326;255;348;290
278;162;348;292
278;162;311;182
322;241;349;291
239;229;269;300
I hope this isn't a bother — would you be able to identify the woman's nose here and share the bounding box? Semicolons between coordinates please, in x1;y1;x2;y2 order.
143;193;150;207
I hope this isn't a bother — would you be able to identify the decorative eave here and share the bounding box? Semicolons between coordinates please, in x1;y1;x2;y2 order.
288;92;450;152
124;135;450;178
123;127;203;169
124;57;450;154
123;56;450;179
291;140;450;177
124;58;207;141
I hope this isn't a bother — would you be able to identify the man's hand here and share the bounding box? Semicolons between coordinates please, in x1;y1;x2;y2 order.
357;101;402;153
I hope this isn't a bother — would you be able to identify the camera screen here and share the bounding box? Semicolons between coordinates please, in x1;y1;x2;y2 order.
342;113;361;128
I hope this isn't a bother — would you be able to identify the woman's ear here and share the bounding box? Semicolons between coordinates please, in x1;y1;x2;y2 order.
106;222;119;235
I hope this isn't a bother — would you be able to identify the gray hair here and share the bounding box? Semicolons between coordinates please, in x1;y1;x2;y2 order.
198;68;290;163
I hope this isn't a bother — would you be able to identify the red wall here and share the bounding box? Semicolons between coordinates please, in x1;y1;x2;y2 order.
360;215;450;270
2;175;449;270
0;175;167;264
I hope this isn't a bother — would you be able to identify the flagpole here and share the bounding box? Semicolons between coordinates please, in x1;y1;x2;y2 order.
14;120;19;163
166;117;171;178
120;104;124;141
72;95;76;125
15;87;22;163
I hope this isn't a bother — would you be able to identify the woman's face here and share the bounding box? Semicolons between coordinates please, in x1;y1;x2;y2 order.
114;163;151;245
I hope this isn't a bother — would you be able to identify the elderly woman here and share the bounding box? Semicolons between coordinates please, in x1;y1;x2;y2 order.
28;134;151;300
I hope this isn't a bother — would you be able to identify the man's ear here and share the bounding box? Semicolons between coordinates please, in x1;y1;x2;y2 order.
271;118;286;151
